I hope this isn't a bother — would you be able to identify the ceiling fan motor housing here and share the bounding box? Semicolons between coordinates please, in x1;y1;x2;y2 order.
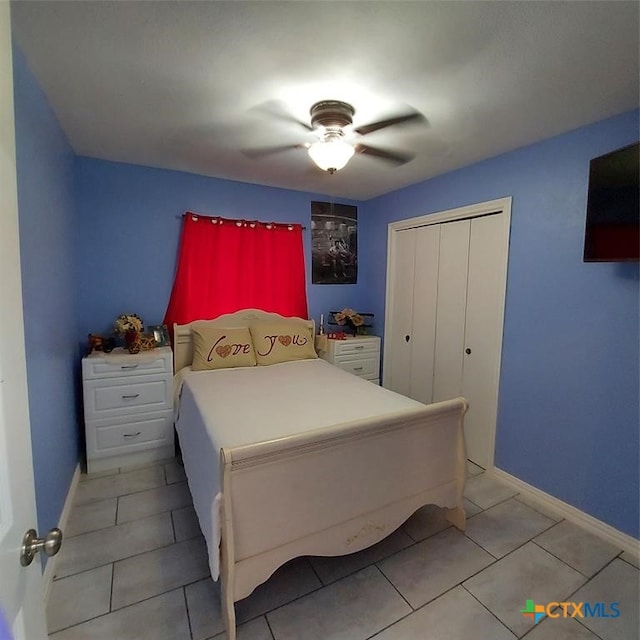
310;101;355;132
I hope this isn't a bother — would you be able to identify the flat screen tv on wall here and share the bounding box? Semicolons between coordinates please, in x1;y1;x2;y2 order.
583;142;639;262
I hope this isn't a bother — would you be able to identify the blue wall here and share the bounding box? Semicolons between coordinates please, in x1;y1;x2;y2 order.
363;110;640;538
75;159;367;340
12;46;80;535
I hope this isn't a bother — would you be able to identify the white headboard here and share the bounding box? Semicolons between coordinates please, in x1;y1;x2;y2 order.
173;309;315;373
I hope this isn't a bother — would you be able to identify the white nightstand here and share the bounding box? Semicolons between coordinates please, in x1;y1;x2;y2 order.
82;346;174;473
320;335;381;384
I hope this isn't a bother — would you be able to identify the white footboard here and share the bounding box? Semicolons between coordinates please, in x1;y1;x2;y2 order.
219;396;468;639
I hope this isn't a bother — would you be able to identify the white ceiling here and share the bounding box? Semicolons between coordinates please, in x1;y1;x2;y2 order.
11;1;639;200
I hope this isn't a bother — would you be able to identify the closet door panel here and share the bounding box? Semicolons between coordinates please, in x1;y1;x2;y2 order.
385;229;416;396
409;225;440;404
462;212;510;467
432;220;470;403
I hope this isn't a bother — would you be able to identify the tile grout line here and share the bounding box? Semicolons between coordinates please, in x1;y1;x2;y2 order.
616;550;640;570
306;555;326;587
181;586;194;640
529;537;622;581
372;559;415;612
51;563;117;636
114;493;120;526
464;490;520;514
460;582;519;638
461;513;562;563
108;561;115;614
54;529;180;581
80;482;190;519
263;612;277;640
52;576;210;636
170;509;178;543
512;494;564;522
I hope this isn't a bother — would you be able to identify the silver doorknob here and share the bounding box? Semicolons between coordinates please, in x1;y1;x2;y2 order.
20;528;63;566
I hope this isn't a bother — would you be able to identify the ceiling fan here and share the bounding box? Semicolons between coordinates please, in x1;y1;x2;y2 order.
244;100;427;174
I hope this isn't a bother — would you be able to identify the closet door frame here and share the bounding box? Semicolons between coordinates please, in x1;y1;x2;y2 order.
383;196;512;470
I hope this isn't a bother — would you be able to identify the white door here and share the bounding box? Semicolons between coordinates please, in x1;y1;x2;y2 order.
384;225;440;402
462;213;510;468
432;219;470;403
384;199;511;470
431;213;509;468
0;3;49;638
385;228;416;397
408;225;439;404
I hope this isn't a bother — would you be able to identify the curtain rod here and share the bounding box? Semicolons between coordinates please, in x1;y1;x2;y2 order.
175;213;306;229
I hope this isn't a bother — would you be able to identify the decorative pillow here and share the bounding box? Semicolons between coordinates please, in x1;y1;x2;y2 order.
250;320;317;366
191;324;256;370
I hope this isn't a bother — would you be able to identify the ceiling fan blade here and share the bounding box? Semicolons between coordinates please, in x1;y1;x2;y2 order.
250;100;314;132
354;111;427;136
355;144;415;165
241;144;305;159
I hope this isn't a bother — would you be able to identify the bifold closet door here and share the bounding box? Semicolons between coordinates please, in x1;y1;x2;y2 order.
461;213;510;468
432;220;470;404
408;226;439;404
385;225;439;402
385;229;416;398
385;208;509;469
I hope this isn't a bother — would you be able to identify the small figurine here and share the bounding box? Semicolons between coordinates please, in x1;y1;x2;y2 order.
87;334;116;354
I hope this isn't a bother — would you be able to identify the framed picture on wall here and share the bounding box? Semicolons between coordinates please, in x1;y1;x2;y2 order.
311;201;358;284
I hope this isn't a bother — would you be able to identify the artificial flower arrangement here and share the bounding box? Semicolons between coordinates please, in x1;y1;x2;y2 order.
113;313;157;353
330;308;374;337
114;313;144;335
334;308;365;329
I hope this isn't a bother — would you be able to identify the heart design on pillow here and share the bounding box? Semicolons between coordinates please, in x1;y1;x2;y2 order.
278;335;292;347
216;344;232;358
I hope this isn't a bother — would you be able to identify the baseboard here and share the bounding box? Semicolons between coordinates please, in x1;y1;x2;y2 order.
42;462;81;603
491;467;640;560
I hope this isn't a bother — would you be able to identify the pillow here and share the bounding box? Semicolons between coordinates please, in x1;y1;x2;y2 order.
191;324;256;370
250;320;317;366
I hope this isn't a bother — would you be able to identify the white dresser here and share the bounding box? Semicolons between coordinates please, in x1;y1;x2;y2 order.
320;335;381;384
82;347;174;473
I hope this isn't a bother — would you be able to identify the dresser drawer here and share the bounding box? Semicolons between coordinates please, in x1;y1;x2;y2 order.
82;348;172;380
88;413;172;457
83;375;171;420
334;355;379;379
331;338;380;357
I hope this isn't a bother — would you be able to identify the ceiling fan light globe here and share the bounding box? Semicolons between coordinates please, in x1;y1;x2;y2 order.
308;139;355;173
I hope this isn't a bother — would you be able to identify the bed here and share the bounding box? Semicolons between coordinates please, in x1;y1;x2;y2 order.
173;309;467;640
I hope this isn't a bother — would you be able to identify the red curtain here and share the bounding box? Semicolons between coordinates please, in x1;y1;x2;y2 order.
163;213;308;328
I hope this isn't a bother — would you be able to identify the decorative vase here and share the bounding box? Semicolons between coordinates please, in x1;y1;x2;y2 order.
124;330;141;354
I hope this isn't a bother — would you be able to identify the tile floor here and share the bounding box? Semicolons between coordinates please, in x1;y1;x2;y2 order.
47;459;639;640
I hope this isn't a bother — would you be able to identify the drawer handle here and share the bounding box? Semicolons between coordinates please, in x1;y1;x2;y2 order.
353;366;364;371
353;345;365;350
120;365;139;370
123;432;141;438
122;393;140;399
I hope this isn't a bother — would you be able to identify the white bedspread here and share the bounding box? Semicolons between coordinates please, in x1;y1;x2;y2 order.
175;358;426;579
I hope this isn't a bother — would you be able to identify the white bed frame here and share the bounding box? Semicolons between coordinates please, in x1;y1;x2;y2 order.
174;310;467;640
